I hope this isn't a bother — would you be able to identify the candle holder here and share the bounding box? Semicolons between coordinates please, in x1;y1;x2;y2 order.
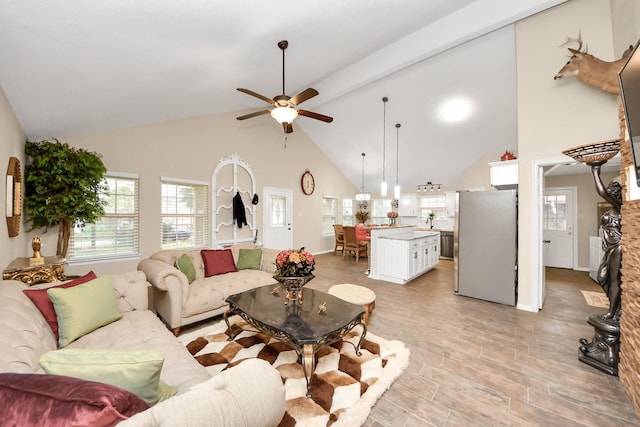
29;235;44;266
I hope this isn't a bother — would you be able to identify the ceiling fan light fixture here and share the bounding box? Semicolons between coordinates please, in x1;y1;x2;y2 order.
270;106;298;124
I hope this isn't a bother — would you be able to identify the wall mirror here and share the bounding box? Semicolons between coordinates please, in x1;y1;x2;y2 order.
6;156;22;237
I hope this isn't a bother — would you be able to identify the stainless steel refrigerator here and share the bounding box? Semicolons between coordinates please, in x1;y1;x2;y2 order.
454;190;517;306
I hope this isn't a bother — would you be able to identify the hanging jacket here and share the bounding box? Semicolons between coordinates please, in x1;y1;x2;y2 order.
233;192;248;229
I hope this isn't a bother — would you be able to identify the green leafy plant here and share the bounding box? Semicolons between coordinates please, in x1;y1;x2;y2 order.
24;139;108;257
355;210;369;224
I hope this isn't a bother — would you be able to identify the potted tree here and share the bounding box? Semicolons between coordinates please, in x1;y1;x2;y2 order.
24;139;108;257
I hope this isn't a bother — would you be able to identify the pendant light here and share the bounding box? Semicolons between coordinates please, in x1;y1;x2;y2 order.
355;153;371;202
394;123;401;199
380;97;388;197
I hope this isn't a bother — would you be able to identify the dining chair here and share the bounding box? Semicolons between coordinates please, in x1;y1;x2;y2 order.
343;226;368;262
333;224;345;255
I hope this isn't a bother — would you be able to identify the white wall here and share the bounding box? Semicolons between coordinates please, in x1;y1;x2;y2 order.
0;86;30;269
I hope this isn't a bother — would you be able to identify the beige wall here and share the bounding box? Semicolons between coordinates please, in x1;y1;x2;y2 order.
34;111;356;276
545;171;617;269
0;86;30;269
515;0;624;310
462;152;501;190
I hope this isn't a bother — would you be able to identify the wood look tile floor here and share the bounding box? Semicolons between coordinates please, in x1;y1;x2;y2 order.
305;253;640;427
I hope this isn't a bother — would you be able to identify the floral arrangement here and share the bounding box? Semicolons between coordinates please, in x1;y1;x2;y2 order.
387;211;398;218
274;247;315;277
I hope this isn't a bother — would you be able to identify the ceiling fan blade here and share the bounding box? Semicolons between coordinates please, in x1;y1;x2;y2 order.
298;109;334;123
283;122;293;133
237;88;275;105
236;110;271;120
289;88;319;106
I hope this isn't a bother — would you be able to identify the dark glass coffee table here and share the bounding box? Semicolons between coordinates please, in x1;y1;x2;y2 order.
224;284;366;396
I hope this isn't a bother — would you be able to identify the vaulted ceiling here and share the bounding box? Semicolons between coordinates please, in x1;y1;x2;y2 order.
0;0;568;192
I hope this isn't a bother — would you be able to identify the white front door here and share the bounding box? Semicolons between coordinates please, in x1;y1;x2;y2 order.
262;187;293;250
543;187;576;269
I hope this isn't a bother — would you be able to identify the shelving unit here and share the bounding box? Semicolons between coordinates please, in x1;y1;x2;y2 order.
211;153;257;246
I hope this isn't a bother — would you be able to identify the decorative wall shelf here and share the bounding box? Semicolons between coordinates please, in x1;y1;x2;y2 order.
211;153;257;246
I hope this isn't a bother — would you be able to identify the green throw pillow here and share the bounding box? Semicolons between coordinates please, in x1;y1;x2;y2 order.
39;349;177;406
175;253;196;283
47;275;123;348
236;248;262;270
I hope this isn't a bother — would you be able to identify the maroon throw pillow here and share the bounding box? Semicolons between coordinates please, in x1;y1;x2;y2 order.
0;373;149;426
23;271;97;340
201;249;237;277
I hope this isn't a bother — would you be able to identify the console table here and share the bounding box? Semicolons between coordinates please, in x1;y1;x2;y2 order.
3;256;67;285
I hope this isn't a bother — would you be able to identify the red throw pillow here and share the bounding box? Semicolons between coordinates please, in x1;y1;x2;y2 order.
201;249;237;277
23;271;97;340
0;373;149;426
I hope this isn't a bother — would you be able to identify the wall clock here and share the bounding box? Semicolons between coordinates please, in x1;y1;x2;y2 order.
301;170;315;195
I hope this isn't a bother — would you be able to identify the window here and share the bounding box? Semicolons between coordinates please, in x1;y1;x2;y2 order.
544;194;567;230
342;198;354;226
322;196;338;235
372;198;392;224
161;178;208;249
70;173;139;261
419;195;447;220
270;195;286;228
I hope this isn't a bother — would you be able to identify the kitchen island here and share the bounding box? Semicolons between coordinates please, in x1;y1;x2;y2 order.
368;225;440;285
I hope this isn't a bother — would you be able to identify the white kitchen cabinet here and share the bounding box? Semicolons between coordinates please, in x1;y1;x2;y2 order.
378;239;407;279
398;193;418;216
489;159;518;189
373;231;440;285
445;192;456;217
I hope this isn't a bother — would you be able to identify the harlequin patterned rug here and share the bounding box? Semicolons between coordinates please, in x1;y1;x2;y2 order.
581;290;609;308
178;316;409;427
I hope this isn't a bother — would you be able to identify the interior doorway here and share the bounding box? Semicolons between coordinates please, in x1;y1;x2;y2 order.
533;155;620;310
533;157;580;310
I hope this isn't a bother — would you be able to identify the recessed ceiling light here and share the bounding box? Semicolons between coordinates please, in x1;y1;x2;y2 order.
439;98;472;122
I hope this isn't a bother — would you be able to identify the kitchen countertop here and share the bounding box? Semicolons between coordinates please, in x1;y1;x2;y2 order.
378;230;440;241
417;227;453;233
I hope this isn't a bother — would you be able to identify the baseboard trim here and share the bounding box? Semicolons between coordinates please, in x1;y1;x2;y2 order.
517;303;539;312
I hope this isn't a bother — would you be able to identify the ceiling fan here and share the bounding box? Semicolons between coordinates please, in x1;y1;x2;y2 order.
236;40;333;134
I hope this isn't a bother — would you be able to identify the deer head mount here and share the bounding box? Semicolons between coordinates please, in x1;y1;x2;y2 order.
554;32;634;95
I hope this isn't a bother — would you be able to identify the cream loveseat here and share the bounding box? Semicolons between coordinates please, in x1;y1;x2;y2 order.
0;272;285;426
138;243;280;335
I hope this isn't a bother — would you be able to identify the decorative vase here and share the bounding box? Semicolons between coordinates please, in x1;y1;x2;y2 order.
273;275;315;305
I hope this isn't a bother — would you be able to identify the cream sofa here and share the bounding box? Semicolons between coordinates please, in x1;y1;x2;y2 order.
138;243;279;335
0;272;286;426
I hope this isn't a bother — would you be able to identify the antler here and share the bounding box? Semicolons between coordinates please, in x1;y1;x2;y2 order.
560;32;587;54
